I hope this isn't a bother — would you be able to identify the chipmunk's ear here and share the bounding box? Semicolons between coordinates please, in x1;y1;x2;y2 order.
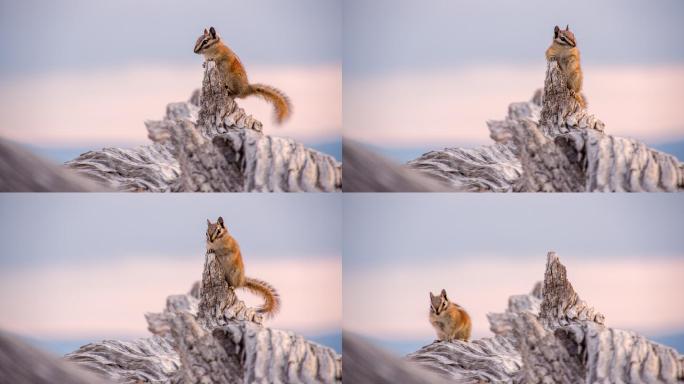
440;289;447;299
565;24;569;31
217;216;224;228
429;292;435;300
207;219;211;227
554;25;560;37
203;28;209;35
209;27;217;38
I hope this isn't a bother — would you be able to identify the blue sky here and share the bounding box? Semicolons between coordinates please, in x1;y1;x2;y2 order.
344;194;684;270
0;194;341;266
343;0;684;76
0;0;341;75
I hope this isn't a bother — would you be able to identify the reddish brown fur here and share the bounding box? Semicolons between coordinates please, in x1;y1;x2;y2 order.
429;289;472;342
206;217;281;317
194;27;292;124
545;25;586;108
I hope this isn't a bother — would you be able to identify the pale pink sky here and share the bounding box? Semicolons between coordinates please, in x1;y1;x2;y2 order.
344;256;684;340
0;64;341;147
0;256;341;339
345;64;684;147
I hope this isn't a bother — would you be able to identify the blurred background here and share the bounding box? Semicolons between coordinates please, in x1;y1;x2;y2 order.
0;0;341;161
0;194;342;354
343;0;684;162
343;194;684;355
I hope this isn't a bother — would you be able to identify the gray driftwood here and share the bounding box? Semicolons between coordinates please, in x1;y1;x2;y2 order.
0;331;112;384
347;252;683;383
63;249;341;383
342;138;451;192
344;60;683;192
0;138;107;192
63;61;341;192
343;332;452;384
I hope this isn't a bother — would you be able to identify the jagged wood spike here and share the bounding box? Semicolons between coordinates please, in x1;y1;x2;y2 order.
198;250;262;327
540;251;604;327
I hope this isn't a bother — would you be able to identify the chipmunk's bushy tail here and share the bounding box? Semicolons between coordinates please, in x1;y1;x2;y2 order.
247;84;292;124
579;92;588;108
244;277;281;318
572;91;588;109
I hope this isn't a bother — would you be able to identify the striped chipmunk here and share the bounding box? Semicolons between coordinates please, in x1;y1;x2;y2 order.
545;25;586;108
429;289;472;342
193;26;292;124
206;217;280;318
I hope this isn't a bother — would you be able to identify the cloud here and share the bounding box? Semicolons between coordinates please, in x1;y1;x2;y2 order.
344;257;684;340
0;63;340;147
0;257;341;338
344;64;684;147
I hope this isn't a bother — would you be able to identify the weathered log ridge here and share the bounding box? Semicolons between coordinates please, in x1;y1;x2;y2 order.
0;331;113;384
65;61;341;192
345;252;683;383
0;138;108;192
342;138;453;192
62;250;342;384
408;61;684;192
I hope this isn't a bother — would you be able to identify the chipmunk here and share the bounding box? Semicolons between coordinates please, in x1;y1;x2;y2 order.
206;217;280;317
429;289;471;342
545;25;586;108
193;26;292;124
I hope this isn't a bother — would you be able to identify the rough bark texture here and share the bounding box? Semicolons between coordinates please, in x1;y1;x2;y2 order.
539;252;604;328
64;61;341;192
63;337;179;383
512;313;585;384
407;143;521;192
0;138;107;192
197;250;261;327
405;61;684;192
66;144;180;192
63;249;341;383
348;251;683;383
408;336;522;383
